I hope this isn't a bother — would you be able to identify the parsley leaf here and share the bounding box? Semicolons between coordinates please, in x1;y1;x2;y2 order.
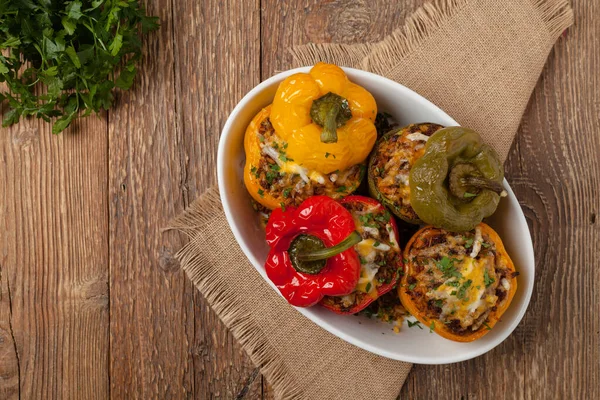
436;257;462;280
484;269;495;288
464;238;474;248
429;321;435;333
456;279;473;301
407;320;423;329
282;187;292;198
365;282;372;292
0;0;159;133
464;192;477;198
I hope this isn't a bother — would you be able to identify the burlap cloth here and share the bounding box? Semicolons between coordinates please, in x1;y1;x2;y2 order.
170;0;573;398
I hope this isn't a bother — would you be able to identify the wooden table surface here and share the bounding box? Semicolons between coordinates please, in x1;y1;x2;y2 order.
1;0;598;399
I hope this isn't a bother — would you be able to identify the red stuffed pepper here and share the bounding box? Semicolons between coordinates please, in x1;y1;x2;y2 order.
265;196;362;307
320;196;403;314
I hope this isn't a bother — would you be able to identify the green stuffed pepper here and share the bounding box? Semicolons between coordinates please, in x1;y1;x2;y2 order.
409;127;506;232
367;123;445;224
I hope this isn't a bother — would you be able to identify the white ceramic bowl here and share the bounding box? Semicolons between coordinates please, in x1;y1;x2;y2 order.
217;66;534;364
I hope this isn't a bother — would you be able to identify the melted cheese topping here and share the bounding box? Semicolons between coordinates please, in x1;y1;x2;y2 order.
406;132;431;142
469;226;483;258
355;238;388;297
262;143;327;185
428;257;496;321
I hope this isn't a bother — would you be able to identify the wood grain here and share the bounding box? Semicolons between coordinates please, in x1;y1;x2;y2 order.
0;110;109;399
169;1;262;398
1;0;599;398
107;0;196;396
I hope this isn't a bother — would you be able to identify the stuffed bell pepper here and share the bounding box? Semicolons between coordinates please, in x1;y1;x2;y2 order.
264;196;363;307
409;126;506;232
320;196;403;314
368;123;444;224
244;62;378;210
399;223;518;342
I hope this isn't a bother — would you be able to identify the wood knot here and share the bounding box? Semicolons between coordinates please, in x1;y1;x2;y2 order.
72;279;109;310
591;213;596;225
12;128;39;148
158;247;181;273
304;0;374;43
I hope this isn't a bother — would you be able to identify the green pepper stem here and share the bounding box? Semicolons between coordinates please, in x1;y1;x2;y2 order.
297;231;362;262
309;92;352;144
321;107;340;143
463;176;505;195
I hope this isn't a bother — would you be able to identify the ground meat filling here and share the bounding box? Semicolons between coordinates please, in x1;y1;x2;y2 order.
320;201;402;313
370;123;443;221
250;117;364;207
362;290;407;325
404;227;514;336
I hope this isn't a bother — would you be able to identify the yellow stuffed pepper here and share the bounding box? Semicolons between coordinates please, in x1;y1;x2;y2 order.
244;63;377;210
270;62;377;174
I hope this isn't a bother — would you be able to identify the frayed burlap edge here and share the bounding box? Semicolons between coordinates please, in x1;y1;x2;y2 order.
289;0;573;74
168;187;307;400
288;43;372;69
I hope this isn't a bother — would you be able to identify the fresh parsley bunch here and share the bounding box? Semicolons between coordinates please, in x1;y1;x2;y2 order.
0;0;158;133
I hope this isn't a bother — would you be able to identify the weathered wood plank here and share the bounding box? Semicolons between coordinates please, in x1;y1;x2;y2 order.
109;0;262;398
508;1;600;398
169;0;262;397
0;112;109;399
107;0;196;397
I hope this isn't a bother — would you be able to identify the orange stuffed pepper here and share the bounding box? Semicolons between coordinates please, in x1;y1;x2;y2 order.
399;223;518;342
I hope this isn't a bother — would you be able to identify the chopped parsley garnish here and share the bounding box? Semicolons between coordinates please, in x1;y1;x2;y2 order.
280;202;286;211
358;214;378;228
282;188;292;198
335;185;347;193
278;154;293;162
325;152;330;158
365;282;372;292
464;192;477;198
456;279;473;301
374;240;381;247
265;171;278;184
270;164;281;171
464;238;474;248
434;299;444;308
481;242;491;248
359;256;367;264
259;135;265;143
450;290;457;296
250;166;259;178
272;142;279;150
408;283;416;290
257;189;264;197
374;211;391;223
436;257;462;279
407;320;423;329
283;142;288;149
484;269;495;288
482;322;492;330
429;322;435;333
446;281;460;287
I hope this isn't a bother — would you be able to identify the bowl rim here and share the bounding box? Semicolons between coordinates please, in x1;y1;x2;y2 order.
217;66;535;364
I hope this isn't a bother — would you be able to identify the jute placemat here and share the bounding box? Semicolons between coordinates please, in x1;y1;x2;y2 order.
170;0;573;398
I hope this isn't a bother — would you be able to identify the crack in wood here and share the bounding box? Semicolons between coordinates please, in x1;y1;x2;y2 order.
235;367;260;399
2;265;21;400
